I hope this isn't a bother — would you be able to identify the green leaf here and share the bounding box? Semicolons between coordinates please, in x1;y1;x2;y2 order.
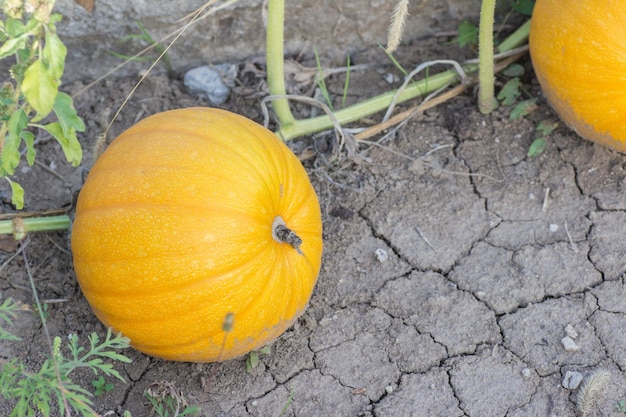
455;20;478;48
43;32;67;80
246;351;259;371
513;0;535;16
39;122;82;166
49;13;63;24
2;109;28;175
5;17;27;37
0;297;22;341
527;138;546;158
501;64;525;78
509;98;538;120
6;178;24;209
53;92;85;135
497;78;522;106
22;59;58;116
0;34;28;59
536;119;559;136
21;131;36;165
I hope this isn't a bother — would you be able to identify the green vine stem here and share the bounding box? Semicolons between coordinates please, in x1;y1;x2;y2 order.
266;0;295;128
276;20;530;140
497;19;531;53
0;215;70;240
277;68;466;141
478;0;498;114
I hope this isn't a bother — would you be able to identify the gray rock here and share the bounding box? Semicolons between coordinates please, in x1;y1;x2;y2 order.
183;65;233;105
562;371;583;390
561;336;580;352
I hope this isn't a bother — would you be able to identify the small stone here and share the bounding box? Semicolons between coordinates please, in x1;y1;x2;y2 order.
521;368;532;378
562;371;583;389
383;73;397;84
384;385;394;394
565;324;578;339
184;65;233;105
561;336;580;352
375;248;389;263
549;223;559;233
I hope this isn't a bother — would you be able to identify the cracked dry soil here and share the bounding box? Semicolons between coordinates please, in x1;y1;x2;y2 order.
1;41;626;417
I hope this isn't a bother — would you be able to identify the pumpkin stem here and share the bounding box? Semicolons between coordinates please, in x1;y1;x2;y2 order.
272;216;302;252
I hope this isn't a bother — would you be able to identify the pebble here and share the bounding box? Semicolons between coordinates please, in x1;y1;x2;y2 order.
549;223;559;233
385;385;394;394
383;73;398;84
562;370;583;389
183;64;235;105
565;324;578;339
375;248;389;263
561;336;580;352
521;368;532;378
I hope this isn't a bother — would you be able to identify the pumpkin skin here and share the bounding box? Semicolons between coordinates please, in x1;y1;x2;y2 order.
71;108;323;362
529;0;626;152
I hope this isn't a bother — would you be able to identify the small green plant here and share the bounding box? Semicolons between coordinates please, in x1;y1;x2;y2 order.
0;295;26;341
497;77;522;106
245;345;271;372
453;20;479;49
509;98;538;120
110;21;172;75
32;300;49;320
1;290;131;417
313;46;333;111
144;381;200;417
0;0;84;209
91;375;114;396
277;390;295;417
527;119;559;158
616;399;626;413
0;323;131;416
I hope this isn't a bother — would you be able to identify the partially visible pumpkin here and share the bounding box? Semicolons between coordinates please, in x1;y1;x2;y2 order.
71;108;323;362
529;0;626;152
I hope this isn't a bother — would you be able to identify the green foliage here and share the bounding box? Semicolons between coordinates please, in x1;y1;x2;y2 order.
110;21;172;74
313;46;333;111
513;0;535;16
380;44;409;76
527;138;546;158
278;390;294;417
497;78;522;106
528;119;559;158
496;64;537;119
91;376;114;396
509;98;537;120
616;399;626;413
0;321;132;417
342;53;351;109
501;63;525;78
0;0;84;209
535;119;559;137
245;346;271;372
454;20;479;48
0;295;24;342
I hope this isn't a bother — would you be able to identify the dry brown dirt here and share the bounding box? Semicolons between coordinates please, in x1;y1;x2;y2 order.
1;38;625;417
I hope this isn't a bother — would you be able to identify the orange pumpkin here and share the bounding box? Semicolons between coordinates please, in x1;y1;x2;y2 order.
529;0;626;152
71;108;323;362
